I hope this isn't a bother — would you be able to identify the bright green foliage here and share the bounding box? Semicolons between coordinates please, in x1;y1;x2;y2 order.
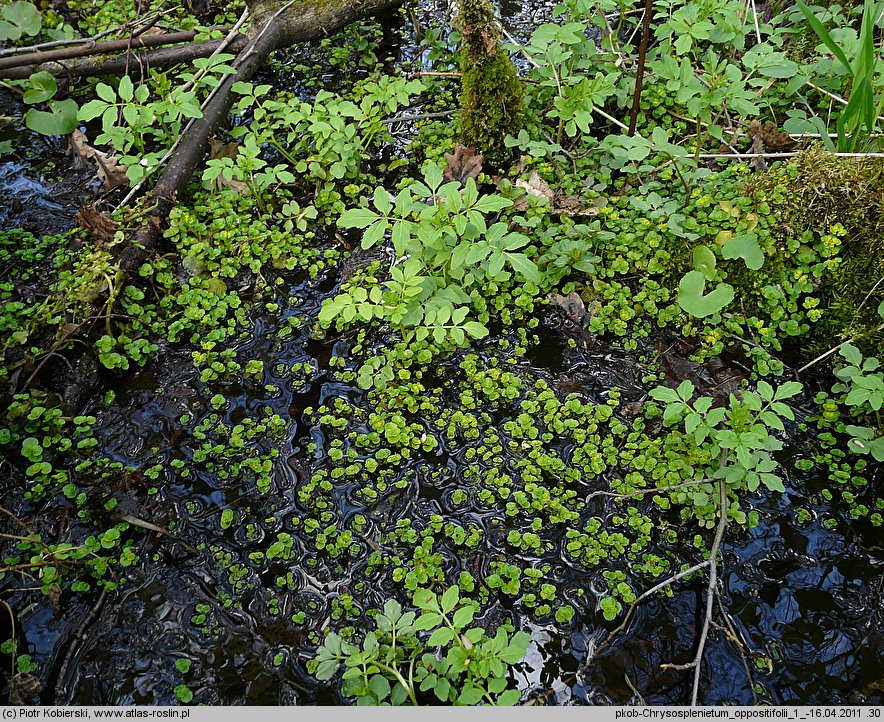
0;2;41;41
747;149;884;355
23;71;58;105
222;77;426;211
649;378;803;510
456;0;524;168
677;271;735;318
310;587;529;705
829;344;884;461
21;69;77;135
322;164;541;384
514;21;617;145
791;0;883;152
77;62;231;183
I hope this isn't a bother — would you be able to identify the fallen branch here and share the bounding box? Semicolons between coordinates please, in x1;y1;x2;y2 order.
0;34;245;80
0;27;234;73
0;8;180;58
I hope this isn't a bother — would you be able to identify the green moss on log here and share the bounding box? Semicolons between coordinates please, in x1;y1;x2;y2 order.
456;0;523;170
750;146;884;354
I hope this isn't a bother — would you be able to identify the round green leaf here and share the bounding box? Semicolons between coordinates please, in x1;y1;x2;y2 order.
23;71;58;105
25;99;79;136
722;234;764;270
692;245;718;280
0;2;41;41
677;271;734;318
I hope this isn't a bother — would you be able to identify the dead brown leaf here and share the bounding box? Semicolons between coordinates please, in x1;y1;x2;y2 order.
8;673;41;705
554;194;599;217
549;291;587;324
745;120;796;171
656;338;745;404
67;129;128;192
481;28;497;55
76;204;118;243
747;121;768;172
67;128;93;171
759;123;796;151
514;171;600;216
47;582;61;611
516;170;554;204
443;143;483;185
207;137;248;193
209;137;240;161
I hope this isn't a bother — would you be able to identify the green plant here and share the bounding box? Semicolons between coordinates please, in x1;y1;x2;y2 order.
0;1;41;41
77;63;230;183
514;20;618;145
677;234;765;318
830;342;884;461
310;586;529;705
649;378;803;524
21;70;78;135
790;0;883;151
322;164;539;368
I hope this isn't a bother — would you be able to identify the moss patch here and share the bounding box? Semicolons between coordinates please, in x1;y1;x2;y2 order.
749;146;884;354
456;0;524;169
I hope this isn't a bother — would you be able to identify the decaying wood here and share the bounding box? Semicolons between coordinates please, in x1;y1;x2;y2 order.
0;27;232;74
0;37;246;80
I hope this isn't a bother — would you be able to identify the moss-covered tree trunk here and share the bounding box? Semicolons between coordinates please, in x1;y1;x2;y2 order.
456;0;523;170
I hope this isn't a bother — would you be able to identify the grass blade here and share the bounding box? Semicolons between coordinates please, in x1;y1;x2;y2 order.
794;0;853;75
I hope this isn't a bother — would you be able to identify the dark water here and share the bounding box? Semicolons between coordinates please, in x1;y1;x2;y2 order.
14;270;876;706
1;0;882;708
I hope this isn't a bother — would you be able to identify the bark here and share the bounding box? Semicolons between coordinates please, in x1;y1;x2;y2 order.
0;28;232;74
0;37;246;80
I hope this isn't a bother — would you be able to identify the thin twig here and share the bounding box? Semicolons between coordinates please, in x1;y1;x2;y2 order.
628;0;654;135
796;322;884;374
407;71;461;78
116;513;199;555
713;588;758;705
530;556;711;704
53;590;106;704
0;8;179;57
0;505;37;536
20;313;126;391
179;8;249;93
604;8;644;20
696;151;884;158
688;476;728;705
806;81;884;124
383;110;455;125
0;600;14;678
748;0;763;44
